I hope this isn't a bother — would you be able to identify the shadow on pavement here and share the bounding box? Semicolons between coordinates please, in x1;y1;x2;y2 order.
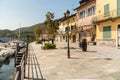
60;47;79;49
75;50;97;53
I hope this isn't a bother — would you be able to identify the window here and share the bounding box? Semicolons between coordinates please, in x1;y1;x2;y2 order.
72;18;75;22
71;25;76;30
88;6;95;16
104;4;110;16
65;27;68;32
103;26;111;39
79;10;85;19
71;26;73;30
65;27;70;32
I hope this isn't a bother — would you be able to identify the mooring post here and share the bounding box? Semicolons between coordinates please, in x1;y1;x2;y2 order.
16;65;21;80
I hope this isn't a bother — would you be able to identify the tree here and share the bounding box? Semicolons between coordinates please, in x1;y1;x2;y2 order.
45;12;59;44
34;25;43;39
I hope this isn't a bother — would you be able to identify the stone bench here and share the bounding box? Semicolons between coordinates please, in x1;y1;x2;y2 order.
88;41;96;45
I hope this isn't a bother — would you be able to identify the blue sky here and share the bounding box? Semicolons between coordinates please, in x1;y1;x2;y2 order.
0;0;79;30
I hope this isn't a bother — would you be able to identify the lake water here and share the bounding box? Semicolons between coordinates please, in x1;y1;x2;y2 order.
0;57;15;80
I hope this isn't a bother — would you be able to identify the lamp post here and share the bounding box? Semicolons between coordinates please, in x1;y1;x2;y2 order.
65;10;70;59
67;19;70;59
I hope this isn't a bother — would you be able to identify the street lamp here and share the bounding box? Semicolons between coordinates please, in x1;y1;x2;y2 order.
67;20;70;58
78;27;83;48
66;10;70;59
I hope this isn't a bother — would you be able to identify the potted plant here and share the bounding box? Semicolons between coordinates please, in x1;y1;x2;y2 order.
81;39;87;51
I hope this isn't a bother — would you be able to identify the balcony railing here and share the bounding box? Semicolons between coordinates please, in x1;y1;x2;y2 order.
92;9;120;24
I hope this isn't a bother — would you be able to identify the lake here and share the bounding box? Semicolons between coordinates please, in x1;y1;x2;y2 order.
0;57;15;80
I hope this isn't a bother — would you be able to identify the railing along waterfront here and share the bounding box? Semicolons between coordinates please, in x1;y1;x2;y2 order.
14;43;28;80
92;9;120;23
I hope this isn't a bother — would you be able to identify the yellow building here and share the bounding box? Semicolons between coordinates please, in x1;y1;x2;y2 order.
93;0;120;47
59;10;78;43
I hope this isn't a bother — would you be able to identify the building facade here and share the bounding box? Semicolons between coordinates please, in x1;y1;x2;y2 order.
57;10;78;43
56;18;66;42
75;0;96;43
93;0;120;47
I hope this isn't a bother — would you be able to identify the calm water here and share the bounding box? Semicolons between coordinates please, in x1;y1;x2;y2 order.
0;57;15;80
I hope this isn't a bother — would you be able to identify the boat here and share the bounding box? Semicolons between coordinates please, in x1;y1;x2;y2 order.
0;47;15;62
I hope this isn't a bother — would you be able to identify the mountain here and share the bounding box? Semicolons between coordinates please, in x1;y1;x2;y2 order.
14;23;44;33
0;22;45;39
0;29;13;34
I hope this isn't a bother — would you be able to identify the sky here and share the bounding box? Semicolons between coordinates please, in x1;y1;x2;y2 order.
0;0;80;30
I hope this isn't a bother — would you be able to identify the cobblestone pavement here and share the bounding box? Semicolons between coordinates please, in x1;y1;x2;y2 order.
30;42;120;80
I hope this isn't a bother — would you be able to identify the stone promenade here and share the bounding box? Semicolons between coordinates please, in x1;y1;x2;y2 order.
30;42;120;80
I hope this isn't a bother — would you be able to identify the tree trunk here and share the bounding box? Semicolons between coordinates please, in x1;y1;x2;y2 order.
51;39;54;44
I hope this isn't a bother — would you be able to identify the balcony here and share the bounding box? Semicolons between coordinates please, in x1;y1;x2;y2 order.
92;9;120;24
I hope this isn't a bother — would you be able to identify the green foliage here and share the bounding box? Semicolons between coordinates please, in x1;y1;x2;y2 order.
45;12;59;44
0;26;35;40
15;26;34;33
36;39;42;44
34;23;46;39
44;43;56;49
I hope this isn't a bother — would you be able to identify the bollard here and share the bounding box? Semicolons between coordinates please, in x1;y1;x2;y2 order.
16;65;21;80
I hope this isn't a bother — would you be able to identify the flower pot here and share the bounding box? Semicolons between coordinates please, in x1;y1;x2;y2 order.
81;39;87;51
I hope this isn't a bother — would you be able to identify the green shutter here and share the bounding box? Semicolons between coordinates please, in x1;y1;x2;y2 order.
104;4;109;16
103;26;111;39
117;0;120;16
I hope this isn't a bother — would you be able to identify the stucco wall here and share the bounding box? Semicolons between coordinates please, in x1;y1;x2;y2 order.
96;0;117;16
96;18;120;39
76;2;96;27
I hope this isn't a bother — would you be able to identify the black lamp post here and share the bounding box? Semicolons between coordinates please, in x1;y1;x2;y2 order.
67;20;70;58
66;10;70;59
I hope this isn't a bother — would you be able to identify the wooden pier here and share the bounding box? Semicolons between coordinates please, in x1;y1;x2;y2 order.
14;43;44;80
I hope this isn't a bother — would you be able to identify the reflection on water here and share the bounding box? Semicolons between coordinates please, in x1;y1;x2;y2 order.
0;57;14;80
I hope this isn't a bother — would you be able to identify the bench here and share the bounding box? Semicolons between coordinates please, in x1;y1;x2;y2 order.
88;41;96;45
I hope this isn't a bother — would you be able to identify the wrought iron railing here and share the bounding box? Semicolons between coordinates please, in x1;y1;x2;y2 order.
92;9;120;23
14;43;28;80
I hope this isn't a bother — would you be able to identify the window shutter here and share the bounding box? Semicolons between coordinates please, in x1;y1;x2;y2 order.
117;0;120;16
103;26;111;39
104;4;109;16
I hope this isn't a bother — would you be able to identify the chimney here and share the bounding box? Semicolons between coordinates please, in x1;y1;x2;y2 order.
66;10;70;17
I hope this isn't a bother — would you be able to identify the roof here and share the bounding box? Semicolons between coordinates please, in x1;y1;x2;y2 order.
60;14;76;22
74;0;95;10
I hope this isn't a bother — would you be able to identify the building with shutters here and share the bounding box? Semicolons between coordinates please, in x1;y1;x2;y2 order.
92;0;120;47
57;10;78;43
74;0;96;44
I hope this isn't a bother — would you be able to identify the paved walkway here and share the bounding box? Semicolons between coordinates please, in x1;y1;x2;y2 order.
29;42;120;80
25;45;44;80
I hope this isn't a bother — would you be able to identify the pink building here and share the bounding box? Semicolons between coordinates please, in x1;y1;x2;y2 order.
75;0;96;42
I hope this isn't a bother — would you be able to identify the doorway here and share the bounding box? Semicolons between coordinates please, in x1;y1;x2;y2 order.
118;25;120;46
72;35;76;42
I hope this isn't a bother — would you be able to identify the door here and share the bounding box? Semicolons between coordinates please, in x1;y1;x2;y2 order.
118;25;120;46
73;35;76;42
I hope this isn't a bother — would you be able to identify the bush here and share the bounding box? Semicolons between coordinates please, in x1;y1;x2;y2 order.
36;39;42;44
44;43;56;49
